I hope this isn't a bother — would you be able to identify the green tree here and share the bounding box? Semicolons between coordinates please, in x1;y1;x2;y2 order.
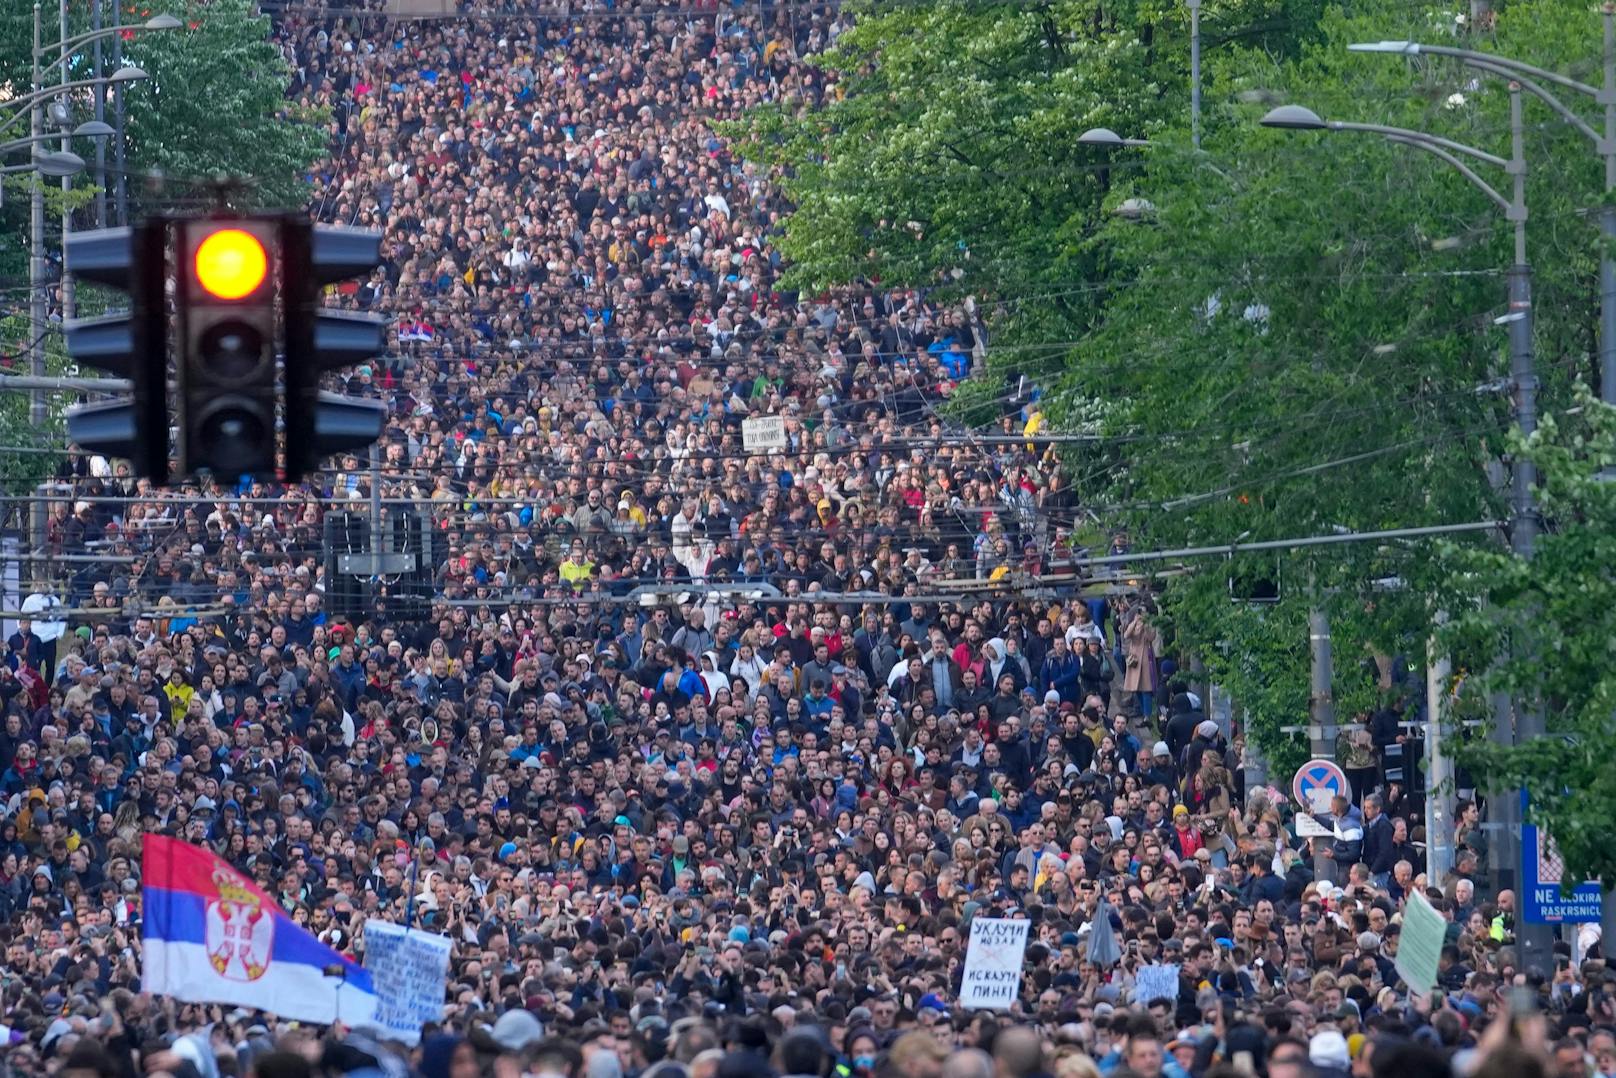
738;0;1614;767
1054;0;1606;764
0;314;66;503
1437;388;1616;884
732;0;1336;380
0;0;324;210
115;0;327;210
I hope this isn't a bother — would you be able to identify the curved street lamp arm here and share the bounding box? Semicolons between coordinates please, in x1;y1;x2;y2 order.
1329;120;1510;170
1463;58;1603;145
41;25;135;61
0;131;79;155
0;75;129;141
1380;134;1512;215
1357;41;1599;99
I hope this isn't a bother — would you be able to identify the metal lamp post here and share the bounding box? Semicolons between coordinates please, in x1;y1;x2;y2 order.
33;1;172;324
8;1;163;580
45;9;180;231
1350;6;1616;405
0;144;83;581
1261;92;1553;977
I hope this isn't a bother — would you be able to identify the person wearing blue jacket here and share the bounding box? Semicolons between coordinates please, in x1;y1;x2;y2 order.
1039;636;1082;704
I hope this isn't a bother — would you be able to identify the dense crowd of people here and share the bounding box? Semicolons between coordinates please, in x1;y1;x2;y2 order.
0;3;1604;1078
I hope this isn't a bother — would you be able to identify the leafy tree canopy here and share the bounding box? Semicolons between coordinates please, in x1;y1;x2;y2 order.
0;0;324;212
737;0;1611;767
1438;389;1616;884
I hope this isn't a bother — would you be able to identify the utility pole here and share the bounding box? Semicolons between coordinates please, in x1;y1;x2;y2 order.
1500;84;1553;979
1426;611;1455;884
91;0;105;229
1187;0;1201;150
28;4;47;590
111;0;125;225
368;440;385;572
59;0;75;322
1602;4;1616;407
1309;605;1336;759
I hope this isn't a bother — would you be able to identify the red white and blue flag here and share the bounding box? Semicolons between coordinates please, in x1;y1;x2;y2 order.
141;835;377;1025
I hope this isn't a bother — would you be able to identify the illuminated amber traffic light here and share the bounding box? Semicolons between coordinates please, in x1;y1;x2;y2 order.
194;228;269;300
179;219;279;476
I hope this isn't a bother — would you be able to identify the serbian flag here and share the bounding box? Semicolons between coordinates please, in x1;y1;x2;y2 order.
141;835;377;1025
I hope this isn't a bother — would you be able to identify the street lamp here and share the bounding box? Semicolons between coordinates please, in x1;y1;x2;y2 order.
45;12;181;58
1349;6;1616;407
1077;126;1234;205
0;71;150;142
1261;88;1549;977
0;150;85;178
1077;128;1159;218
1078;127;1152;148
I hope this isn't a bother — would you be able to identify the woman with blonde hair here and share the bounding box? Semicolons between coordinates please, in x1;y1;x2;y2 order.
1051;1049;1101;1078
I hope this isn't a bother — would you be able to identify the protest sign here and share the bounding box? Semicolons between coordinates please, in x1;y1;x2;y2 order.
1394;891;1445;996
1134;964;1181;1006
959;918;1029;1010
742;415;786;452
363;920;452;1045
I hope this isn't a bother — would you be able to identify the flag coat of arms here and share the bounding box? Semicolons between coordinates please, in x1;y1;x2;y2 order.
142;835;377;1025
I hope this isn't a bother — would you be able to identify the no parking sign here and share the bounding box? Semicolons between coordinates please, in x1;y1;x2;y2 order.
1292;759;1349;813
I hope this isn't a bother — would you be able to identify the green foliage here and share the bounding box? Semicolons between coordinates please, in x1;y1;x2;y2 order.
1437;387;1616;884
0;0;322;210
0;313;67;498
939;372;1007;429
1157;572;1314;779
731;0;1299;310
1061;0;1613;767
736;0;1616;770
116;0;327;209
1158;565;1419;780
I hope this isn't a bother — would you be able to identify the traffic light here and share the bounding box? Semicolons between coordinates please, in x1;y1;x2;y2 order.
282;221;388;483
63;222;169;481
176;218;279;478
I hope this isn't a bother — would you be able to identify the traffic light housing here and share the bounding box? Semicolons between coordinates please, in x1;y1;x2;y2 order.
63;223;169;481
282;221;388;483
65;212;387;485
176;218;279;478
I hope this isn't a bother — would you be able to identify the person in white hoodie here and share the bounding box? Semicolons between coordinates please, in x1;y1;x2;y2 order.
699;651;728;701
729;641;767;699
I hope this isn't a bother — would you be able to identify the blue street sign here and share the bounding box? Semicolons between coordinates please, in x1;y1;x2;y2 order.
1522;791;1602;924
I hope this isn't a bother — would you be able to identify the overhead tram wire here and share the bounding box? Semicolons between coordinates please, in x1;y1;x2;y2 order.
14;412;1510;533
